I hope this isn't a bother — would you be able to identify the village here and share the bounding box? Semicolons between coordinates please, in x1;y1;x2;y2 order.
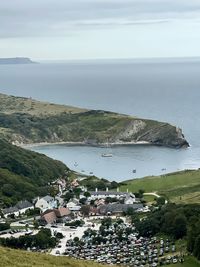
0;177;184;267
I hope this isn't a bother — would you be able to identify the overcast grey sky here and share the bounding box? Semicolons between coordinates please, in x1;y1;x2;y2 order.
0;0;200;60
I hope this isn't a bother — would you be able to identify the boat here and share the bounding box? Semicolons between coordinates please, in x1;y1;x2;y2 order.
132;169;136;173
101;153;113;157
101;139;113;157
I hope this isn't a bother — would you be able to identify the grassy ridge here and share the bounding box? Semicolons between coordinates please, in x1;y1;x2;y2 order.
0;93;86;116
120;170;200;204
0;247;108;267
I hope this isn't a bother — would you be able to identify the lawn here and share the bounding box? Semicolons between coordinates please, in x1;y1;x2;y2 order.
119;169;200;204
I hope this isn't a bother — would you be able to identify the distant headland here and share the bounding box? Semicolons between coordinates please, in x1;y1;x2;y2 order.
0;93;189;149
0;57;37;64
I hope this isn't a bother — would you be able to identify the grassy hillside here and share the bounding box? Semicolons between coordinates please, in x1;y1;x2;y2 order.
0;139;68;206
0;247;109;267
0;93;188;148
0;247;199;267
120;169;200;204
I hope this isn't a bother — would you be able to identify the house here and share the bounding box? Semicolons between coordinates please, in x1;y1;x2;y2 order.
98;203;143;216
55;196;64;207
124;194;136;204
2;206;19;218
15;200;34;214
35;195;57;212
81;188;136;202
2;200;34;218
40;210;57;225
67;199;81;211
54;207;71;218
40;207;71;224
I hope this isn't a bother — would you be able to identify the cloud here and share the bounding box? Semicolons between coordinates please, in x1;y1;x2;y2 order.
0;0;200;38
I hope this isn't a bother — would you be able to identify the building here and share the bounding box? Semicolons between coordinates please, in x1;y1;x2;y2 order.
80;188;136;203
67;200;81;211
40;210;57;225
54;207;71;218
98;203;144;216
35;195;57;212
40;207;71;225
2;200;34;218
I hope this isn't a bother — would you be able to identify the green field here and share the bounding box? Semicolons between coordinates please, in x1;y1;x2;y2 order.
120;169;200;204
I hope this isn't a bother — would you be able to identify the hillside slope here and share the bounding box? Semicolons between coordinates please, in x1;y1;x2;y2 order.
120;169;200;204
0;93;189;148
0;247;109;267
0;139;68;206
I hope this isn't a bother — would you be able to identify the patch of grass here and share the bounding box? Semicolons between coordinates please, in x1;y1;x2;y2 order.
0;93;87;116
0;247;110;267
143;194;157;204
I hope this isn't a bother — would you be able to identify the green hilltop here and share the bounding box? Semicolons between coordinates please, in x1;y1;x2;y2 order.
0;93;189;148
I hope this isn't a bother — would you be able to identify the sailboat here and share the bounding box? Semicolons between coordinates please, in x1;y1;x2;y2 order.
101;139;113;157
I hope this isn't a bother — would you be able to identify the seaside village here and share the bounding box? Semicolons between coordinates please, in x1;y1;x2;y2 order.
0;176;183;267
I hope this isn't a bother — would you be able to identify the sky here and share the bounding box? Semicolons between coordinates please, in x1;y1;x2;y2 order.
0;0;200;60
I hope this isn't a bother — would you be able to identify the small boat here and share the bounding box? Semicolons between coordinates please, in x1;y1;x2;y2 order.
89;172;93;175
101;153;113;157
132;169;136;173
161;168;166;171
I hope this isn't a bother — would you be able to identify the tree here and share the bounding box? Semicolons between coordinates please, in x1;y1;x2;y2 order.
84;191;91;198
64;192;74;203
173;215;187;239
193;235;200;260
73;187;82;198
80;205;90;217
156;197;165;206
79;197;87;205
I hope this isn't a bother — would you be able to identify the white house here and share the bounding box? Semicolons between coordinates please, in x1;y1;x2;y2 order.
81;188;136;202
2;200;34;218
35;195;57;212
67;199;81;211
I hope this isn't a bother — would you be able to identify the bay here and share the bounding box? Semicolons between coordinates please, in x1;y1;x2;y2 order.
0;58;200;181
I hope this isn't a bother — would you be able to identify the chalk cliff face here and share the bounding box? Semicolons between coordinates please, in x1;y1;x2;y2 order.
112;119;189;148
0;93;189;148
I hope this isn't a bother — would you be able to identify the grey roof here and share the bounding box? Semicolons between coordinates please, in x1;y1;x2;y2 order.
15;200;33;210
2;200;33;215
98;204;143;214
90;191;128;196
42;195;54;202
2;206;19;215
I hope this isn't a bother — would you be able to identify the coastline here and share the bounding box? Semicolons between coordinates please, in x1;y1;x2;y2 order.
16;140;151;149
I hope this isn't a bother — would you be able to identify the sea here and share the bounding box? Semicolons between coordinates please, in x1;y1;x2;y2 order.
0;58;200;181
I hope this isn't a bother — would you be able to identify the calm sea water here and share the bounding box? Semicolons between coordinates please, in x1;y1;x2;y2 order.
0;58;200;181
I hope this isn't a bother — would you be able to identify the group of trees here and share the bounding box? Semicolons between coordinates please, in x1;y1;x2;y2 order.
131;203;200;260
0;139;67;206
187;218;200;260
0;228;57;250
